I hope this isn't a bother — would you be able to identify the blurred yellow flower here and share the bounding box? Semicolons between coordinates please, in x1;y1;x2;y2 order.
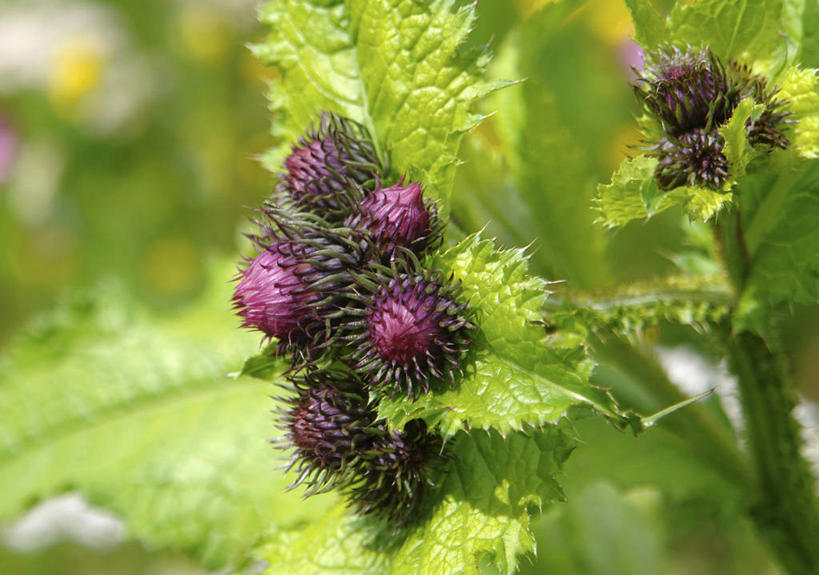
49;36;105;108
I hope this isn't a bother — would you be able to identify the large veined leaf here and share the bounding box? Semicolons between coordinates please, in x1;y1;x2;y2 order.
377;233;628;437
252;0;504;215
240;427;575;575
0;270;332;569
626;0;806;73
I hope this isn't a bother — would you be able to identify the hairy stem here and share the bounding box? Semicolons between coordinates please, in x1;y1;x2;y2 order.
725;332;819;574
713;206;819;574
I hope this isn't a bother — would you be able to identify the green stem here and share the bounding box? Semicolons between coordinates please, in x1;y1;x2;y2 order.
725;332;819;574
713;205;819;574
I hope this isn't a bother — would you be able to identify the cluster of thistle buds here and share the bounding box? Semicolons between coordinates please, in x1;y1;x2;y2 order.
232;112;475;524
634;44;791;190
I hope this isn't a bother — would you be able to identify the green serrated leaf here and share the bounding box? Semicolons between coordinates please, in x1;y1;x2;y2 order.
253;0;502;216
778;66;819;158
666;185;734;222
242;427;575;575
376;234;626;437
720;98;764;179
597;153;736;227
596;155;664;228
0;267;331;569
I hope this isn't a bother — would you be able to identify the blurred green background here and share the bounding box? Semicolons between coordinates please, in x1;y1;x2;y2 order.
0;0;276;346
0;0;814;574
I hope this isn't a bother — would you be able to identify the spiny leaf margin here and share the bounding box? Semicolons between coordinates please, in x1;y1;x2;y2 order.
376;233;628;437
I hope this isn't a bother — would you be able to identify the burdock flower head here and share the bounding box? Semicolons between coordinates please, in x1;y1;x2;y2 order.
654;129;729;190
278;372;376;495
346;419;448;526
279;112;381;215
344;178;443;260
233;208;371;357
345;263;475;399
636;45;738;135
728;61;791;149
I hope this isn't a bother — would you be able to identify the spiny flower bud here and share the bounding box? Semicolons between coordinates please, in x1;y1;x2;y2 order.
346;419;448;526
728;61;791;149
278;373;376;495
234;210;372;359
344;178;443;260
279;112;381;215
654;129;729;190
637;45;738;135
346;265;475;399
232;247;315;342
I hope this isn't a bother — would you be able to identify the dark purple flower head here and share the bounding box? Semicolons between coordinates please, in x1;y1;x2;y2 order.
344;178;443;260
728;61;791;149
346;268;474;399
654;129;729;190
279;112;381;215
278;373;376;494
346;419;448;526
637;45;738;135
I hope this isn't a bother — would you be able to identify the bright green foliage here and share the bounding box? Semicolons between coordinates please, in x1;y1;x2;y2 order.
595;155;662;228
0;271;331;569
596;155;734;226
669;0;791;71
720;98;764;180
778;66;819;158
627;0;801;73
377;233;626;437
243;428;575;575
253;0;502;214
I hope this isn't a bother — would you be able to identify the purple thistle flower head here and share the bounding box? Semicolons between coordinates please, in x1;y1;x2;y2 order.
654;129;729;190
727;61;792;150
345;178;443;260
279;373;376;494
238;205;377;362
637;45;738;135
346;268;474;399
232;245;316;343
279;112;381;215
346;419;448;526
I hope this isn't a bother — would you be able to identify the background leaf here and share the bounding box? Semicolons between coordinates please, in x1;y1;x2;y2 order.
0;266;332;569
